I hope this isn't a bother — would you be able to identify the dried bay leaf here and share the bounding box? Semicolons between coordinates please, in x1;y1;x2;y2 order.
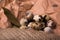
2;7;20;27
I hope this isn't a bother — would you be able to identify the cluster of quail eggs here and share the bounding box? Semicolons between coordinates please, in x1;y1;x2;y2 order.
19;11;56;33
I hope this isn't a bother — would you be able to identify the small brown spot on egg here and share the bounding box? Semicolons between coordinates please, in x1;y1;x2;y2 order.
52;4;58;7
